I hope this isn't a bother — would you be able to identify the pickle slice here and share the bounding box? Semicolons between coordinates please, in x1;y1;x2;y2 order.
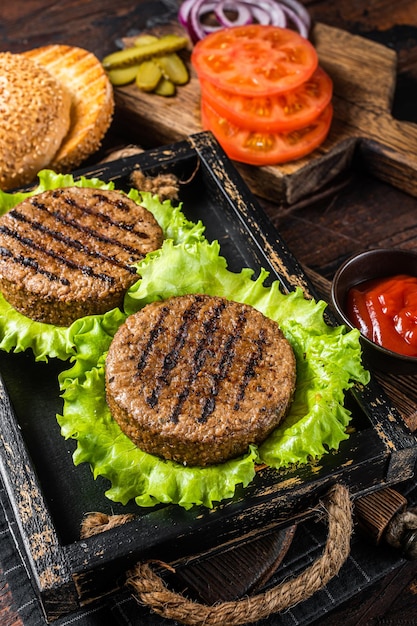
107;64;140;86
133;34;159;47
135;59;162;91
155;53;189;85
102;35;189;69
155;77;176;97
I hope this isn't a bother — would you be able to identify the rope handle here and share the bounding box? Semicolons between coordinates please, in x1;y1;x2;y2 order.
385;505;417;559
121;483;352;626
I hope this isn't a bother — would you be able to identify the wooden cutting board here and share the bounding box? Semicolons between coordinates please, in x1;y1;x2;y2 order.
112;22;417;205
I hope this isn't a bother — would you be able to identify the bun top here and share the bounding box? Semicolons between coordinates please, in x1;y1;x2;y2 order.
0;52;72;191
23;45;114;172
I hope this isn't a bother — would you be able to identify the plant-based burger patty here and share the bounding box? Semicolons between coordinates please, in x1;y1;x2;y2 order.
105;293;296;466
0;187;163;325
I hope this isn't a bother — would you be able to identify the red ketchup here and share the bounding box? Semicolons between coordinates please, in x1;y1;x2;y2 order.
346;274;417;357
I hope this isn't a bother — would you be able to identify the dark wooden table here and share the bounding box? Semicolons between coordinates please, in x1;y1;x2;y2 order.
1;1;417;624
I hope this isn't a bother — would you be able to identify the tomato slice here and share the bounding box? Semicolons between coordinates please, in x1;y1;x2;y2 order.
191;24;318;97
201;99;333;166
199;66;333;132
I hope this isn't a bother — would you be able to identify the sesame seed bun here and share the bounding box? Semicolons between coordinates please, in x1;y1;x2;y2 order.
23;45;114;172
0;52;72;191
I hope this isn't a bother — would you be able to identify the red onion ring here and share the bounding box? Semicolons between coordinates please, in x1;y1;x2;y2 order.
280;5;309;37
214;0;253;29
244;2;287;27
178;0;311;42
278;0;311;31
178;0;209;42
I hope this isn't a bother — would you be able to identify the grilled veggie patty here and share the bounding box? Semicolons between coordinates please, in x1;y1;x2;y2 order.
105;294;296;467
0;187;163;325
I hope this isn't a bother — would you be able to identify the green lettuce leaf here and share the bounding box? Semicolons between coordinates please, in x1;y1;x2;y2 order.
58;238;370;509
0;169;205;361
0;292;74;362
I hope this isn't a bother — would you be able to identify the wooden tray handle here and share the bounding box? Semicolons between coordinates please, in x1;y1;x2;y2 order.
124;484;352;626
355;487;417;559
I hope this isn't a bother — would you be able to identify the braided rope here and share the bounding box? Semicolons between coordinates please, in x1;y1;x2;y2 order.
125;483;352;626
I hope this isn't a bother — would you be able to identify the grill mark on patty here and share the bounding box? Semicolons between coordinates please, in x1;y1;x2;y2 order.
144;297;205;410
135;305;171;374
141;299;254;424
199;308;248;422
0;246;69;285
26;198;150;259
62;191;151;237
168;299;227;423
0;224;115;284
9;209;138;274
234;329;267;411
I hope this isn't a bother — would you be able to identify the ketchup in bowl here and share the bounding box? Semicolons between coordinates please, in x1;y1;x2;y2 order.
346;274;417;357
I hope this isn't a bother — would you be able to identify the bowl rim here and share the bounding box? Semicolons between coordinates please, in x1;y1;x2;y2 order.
331;247;417;364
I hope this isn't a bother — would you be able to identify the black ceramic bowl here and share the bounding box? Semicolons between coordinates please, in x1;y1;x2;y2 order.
331;248;417;374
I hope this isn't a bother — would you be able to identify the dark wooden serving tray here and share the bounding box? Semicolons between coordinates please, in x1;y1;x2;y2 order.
0;132;415;622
